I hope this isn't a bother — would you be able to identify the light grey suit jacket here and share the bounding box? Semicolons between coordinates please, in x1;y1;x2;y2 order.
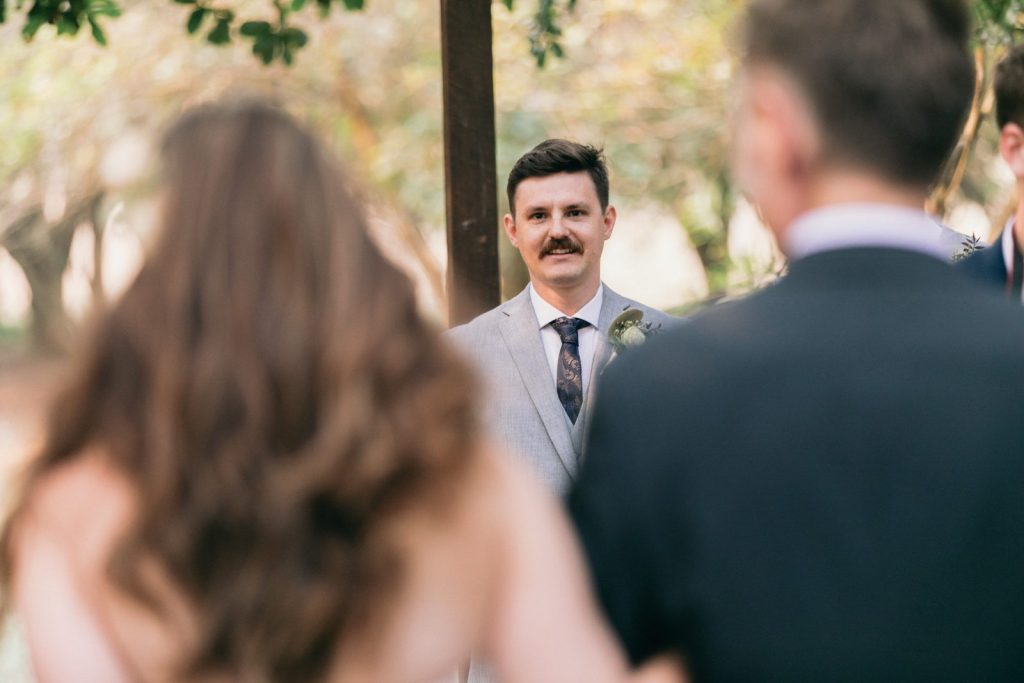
448;285;676;683
447;284;677;496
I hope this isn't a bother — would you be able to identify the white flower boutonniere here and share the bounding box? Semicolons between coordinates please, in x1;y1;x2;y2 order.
608;307;662;354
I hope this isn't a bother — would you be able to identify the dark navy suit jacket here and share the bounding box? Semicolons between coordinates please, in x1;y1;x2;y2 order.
959;232;1007;291
574;247;1024;681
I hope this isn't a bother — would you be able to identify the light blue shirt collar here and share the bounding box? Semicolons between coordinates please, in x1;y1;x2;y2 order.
784;203;952;261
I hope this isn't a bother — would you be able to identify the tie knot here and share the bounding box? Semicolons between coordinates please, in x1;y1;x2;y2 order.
550;317;589;344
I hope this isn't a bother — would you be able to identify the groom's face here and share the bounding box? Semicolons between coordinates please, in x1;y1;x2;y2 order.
504;171;616;297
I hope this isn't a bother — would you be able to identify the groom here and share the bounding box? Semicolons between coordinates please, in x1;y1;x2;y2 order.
448;139;674;496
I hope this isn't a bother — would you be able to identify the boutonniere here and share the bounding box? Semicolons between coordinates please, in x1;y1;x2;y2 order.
952;233;982;262
608;307;662;354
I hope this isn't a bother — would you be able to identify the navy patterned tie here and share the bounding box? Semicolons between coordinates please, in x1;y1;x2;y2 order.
550;317;590;423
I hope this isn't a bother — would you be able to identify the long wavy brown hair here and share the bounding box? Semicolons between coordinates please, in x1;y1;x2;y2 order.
0;100;478;681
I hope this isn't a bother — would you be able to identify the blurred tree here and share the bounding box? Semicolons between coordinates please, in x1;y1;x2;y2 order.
2;194;103;351
1;0;579;67
974;0;1024;41
930;0;1024;223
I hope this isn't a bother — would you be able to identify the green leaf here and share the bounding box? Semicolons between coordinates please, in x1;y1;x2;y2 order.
342;0;364;9
87;15;106;44
282;45;293;65
252;34;277;64
172;0;195;4
87;0;122;18
291;0;306;9
207;18;230;44
239;20;270;36
89;6;120;17
501;0;513;9
186;7;204;33
21;15;43;41
281;26;307;47
57;17;80;36
550;41;563;58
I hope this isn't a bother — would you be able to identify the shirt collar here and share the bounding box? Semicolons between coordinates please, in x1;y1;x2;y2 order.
784;203;952;261
1002;216;1015;274
528;283;604;330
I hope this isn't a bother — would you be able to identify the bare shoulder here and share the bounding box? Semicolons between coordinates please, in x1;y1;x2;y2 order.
474;443;555;516
475;442;584;573
388;442;522;584
440;441;563;538
8;453;184;683
16;451;135;570
345;443;507;681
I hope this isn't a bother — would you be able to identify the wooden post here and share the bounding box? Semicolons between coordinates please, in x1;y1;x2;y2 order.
440;0;501;326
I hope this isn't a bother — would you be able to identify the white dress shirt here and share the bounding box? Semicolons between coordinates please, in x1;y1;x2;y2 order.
529;284;603;399
784;203;955;261
1002;218;1014;274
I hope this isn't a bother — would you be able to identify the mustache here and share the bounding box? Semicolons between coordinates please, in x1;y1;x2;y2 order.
540;237;582;256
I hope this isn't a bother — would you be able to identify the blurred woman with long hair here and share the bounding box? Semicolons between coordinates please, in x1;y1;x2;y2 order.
0;101;680;683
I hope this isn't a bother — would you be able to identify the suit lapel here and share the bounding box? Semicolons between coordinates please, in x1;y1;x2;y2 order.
498;289;578;479
594;286;631;378
577;286;631;441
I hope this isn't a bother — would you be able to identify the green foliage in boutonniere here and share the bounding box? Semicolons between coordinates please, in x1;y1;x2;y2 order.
952;233;983;262
608;307;662;353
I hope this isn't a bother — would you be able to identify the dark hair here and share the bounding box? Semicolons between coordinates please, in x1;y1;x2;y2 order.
742;0;975;187
0;101;479;681
506;139;610;214
996;43;1024;128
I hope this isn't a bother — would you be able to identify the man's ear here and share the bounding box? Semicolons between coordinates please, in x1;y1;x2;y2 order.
731;66;820;237
999;123;1024;179
503;213;518;248
741;69;820;191
602;205;617;240
765;73;820;182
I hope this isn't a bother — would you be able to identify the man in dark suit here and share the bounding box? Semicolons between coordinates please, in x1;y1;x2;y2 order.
961;43;1024;298
571;1;1024;680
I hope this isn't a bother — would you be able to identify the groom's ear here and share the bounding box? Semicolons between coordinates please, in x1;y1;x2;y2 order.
999;123;1024;180
503;213;519;248
602;205;617;240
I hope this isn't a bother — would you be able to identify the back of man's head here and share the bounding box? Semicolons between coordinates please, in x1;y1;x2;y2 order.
742;0;974;188
996;44;1024;129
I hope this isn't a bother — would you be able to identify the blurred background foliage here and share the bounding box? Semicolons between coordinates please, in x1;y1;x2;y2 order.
929;0;1024;222
1;0;581;66
0;0;1022;354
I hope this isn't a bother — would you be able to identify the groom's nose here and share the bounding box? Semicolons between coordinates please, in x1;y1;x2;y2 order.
549;213;570;237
